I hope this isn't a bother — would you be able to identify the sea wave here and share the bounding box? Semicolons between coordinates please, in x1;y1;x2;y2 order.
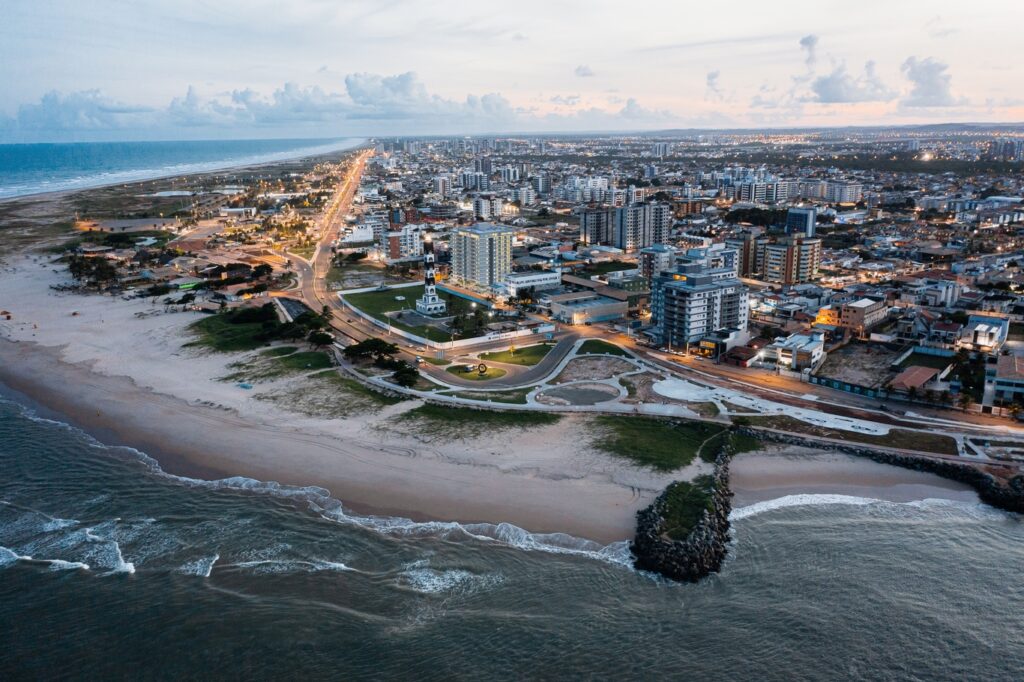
731;494;1017;522
397;559;505;595
12;399;638;570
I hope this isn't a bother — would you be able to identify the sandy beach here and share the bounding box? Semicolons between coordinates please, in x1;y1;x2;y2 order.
0;256;981;544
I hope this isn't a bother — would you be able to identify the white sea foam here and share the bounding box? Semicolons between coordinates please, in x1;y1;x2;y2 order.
178;554;219;578
229;559;352;575
0;546;89;571
731;494;1018;522
83;527;135;575
397;559;506;595
43;559;90;571
9;397;639;571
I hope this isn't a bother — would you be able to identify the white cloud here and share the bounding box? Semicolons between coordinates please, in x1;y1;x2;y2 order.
0;72;681;140
810;61;894;103
706;70;723;100
799;34;819;69
574;65;595;78
900;56;965;107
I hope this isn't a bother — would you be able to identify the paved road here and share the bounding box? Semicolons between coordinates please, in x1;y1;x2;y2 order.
429;334;580;389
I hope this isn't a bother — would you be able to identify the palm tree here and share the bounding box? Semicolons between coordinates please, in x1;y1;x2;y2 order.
1008;402;1022;421
957;393;974;412
907;386;919;403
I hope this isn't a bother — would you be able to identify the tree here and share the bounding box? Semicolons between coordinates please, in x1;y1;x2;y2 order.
307;330;333;350
343;337;399;363
907;386;918;402
392;362;419;388
957;393;974;412
320;305;334;322
253;263;273;279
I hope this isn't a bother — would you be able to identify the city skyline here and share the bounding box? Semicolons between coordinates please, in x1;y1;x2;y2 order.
3;0;1023;142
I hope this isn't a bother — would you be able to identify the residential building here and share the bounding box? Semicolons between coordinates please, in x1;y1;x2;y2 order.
838;298;887;336
825;180;863;204
765;332;826;370
384;224;425;263
652;272;749;349
613;202;672;251
579;206;615;245
639;244;678;281
764;237;822;284
450;223;514;290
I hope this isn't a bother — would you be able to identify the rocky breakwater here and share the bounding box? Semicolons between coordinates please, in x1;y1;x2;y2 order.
631;446;733;582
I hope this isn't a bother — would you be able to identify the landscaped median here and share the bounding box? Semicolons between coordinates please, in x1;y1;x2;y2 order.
577;339;631;357
445;364;507;381
478;342;555;366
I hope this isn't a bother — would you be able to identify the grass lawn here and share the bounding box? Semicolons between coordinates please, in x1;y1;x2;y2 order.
733;415;959;455
399;403;559;436
446;365;508;381
578;339;631;357
188;315;270;352
343;286;458;342
260;346;299;358
420;356;451;366
290;243;317;260
479;343;554;366
898;352;955;371
594;416;728;471
277;351;333;372
660;476;717;540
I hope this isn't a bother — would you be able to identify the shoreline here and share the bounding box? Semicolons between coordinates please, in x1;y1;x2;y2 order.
0;137;368;205
0;258;998;551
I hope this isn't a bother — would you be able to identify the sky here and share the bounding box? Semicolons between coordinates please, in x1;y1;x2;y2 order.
2;0;1022;142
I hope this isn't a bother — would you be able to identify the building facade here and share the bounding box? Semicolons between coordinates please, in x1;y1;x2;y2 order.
449;223;514;290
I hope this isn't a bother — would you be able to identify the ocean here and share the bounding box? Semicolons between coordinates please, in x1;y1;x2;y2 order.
0;138;365;200
1;396;1022;679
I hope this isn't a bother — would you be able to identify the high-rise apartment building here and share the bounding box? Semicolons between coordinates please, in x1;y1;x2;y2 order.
613;202;672;251
825;181;863;204
450;223;514;290
764;236;822;284
579;206;615;245
652;270;749;348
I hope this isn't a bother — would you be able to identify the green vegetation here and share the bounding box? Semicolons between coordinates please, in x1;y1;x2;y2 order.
660;476;716;541
578;339;631;357
277;351;332;372
898;352;955;371
420;356;451;366
479;343;554;366
619;377;638;398
260;346;299;358
594;416;729;471
188;303;326;352
313;371;403;406
399;403;560;437
687;402;720;418
446;365;508;381
732;415;959;455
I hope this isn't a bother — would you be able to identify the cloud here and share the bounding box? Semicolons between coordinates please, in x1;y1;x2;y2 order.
1;90;154;133
925;16;958;39
810;61;894;103
549;94;581;106
799;34;819;68
706;70;723;100
900;56;965;107
0;72;680;140
574;65;594;78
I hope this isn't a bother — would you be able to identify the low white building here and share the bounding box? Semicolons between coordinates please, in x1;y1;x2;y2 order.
765;332;827;370
504;270;562;298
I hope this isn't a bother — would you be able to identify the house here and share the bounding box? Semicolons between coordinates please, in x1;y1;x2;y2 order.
959;315;1009;353
764;331;827;370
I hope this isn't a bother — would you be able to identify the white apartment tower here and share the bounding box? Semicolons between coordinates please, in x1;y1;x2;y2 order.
450;223;514;290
